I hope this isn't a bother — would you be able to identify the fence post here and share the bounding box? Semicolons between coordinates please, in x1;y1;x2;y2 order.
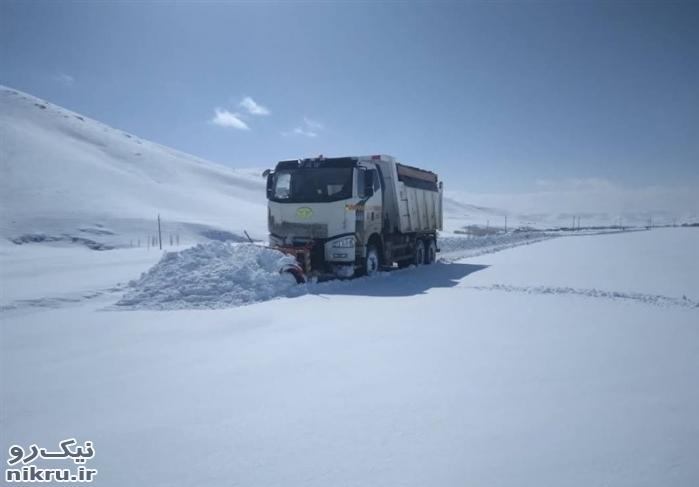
157;214;162;250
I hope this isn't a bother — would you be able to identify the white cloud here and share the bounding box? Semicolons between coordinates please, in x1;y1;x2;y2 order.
210;108;249;130
283;117;323;138
291;127;318;138
303;117;323;130
53;73;74;87
240;96;270;116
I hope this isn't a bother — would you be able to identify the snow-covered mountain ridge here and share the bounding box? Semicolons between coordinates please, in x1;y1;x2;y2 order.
0;85;268;247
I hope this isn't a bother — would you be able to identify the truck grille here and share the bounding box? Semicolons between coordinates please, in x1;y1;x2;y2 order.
270;222;329;239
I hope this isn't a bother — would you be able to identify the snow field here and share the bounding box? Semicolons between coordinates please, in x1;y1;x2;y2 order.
2;228;698;487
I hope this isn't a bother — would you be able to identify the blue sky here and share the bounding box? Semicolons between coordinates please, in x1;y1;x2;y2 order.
1;1;697;193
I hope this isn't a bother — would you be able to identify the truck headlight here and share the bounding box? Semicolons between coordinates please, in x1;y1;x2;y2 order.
331;236;355;248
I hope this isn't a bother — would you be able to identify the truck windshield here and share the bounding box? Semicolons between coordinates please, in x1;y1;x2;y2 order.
272;168;353;202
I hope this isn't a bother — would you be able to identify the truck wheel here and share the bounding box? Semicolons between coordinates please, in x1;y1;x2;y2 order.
414;239;426;266
365;245;380;277
425;239;437;264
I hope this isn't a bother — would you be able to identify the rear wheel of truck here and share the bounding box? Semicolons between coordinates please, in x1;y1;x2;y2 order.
414;239;426;266
425;238;437;264
365;245;380;277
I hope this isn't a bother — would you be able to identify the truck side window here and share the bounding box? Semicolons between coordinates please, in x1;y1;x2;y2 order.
357;168;378;198
356;168;366;198
365;171;375;197
372;169;380;191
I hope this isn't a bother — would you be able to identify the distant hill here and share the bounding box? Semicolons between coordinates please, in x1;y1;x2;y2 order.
0;86;268;247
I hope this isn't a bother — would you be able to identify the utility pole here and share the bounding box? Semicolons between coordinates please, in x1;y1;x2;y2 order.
504;215;507;233
157;214;162;250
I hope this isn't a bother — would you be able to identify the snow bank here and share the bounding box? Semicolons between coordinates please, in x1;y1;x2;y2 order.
438;231;553;260
117;243;301;309
438;229;644;261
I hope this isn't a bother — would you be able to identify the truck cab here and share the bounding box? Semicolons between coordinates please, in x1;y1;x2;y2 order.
265;155;442;280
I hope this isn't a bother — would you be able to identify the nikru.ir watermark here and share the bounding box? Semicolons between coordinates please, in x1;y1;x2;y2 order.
6;438;98;483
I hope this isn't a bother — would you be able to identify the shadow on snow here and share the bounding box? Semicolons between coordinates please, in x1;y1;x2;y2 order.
311;262;489;298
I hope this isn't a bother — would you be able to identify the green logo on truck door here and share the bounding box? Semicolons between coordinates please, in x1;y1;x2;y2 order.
296;207;313;219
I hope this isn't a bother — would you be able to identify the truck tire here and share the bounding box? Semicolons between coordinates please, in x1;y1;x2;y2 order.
425;238;437;264
414;239;426;266
365;245;380;277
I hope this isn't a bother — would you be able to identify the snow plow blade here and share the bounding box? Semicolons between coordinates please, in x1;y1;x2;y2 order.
274;244;312;284
280;263;306;284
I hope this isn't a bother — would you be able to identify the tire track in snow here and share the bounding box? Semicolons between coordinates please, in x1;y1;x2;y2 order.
464;284;699;309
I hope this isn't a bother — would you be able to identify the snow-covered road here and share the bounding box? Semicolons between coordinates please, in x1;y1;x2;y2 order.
2;228;698;486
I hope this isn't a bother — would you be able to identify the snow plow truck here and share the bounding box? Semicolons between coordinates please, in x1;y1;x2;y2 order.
263;154;443;282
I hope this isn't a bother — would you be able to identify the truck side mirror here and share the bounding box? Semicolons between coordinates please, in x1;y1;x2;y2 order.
266;172;274;198
262;169;271;178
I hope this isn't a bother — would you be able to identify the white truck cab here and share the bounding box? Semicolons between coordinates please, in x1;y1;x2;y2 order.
265;155;442;280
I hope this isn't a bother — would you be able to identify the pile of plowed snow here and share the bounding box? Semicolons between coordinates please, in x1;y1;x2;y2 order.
117;243;300;309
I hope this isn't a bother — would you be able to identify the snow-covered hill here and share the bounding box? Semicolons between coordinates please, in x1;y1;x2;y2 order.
0;86;268;247
445;186;699;231
2;84;694;249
